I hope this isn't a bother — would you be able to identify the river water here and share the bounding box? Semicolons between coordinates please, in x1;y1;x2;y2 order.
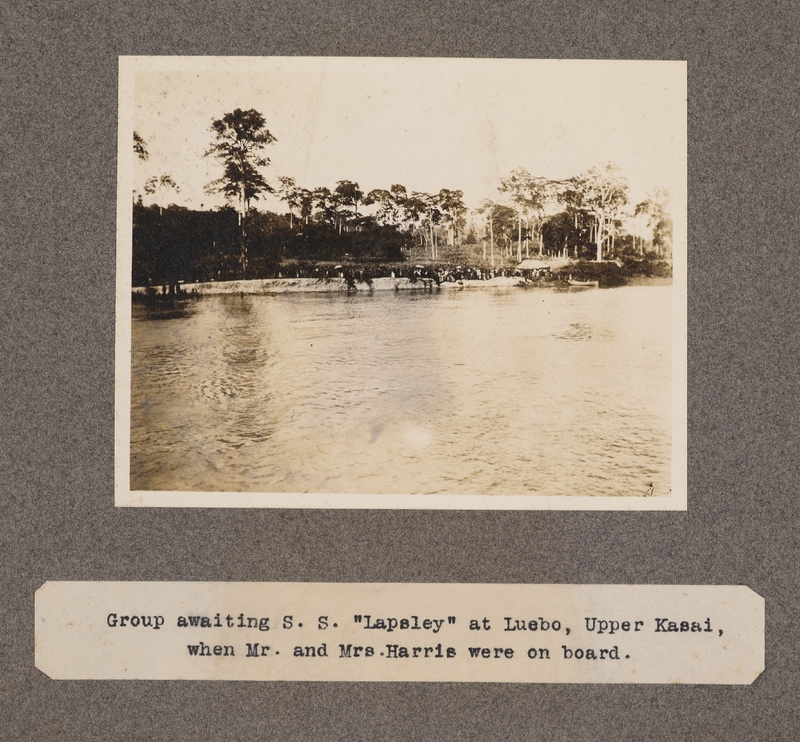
130;285;672;498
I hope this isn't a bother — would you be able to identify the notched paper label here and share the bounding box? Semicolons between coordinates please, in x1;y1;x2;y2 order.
36;583;763;684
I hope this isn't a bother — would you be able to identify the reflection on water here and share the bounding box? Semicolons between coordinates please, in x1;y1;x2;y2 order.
130;286;672;497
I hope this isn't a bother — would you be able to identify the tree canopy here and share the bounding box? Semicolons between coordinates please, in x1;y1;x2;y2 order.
204;108;277;219
204;108;277;271
573;163;629;261
133;131;148;160
132;103;670;282
144;174;180;216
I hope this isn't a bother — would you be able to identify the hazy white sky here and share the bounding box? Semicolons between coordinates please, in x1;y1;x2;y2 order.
126;57;686;215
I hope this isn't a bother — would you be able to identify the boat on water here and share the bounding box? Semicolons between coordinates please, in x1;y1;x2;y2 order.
567;278;599;287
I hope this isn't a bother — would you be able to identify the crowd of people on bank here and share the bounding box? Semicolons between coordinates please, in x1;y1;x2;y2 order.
273;263;555;286
137;262;561;299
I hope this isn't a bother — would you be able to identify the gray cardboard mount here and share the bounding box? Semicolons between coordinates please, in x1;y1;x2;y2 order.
1;1;798;740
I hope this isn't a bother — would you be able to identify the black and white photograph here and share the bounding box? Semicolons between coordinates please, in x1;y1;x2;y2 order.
116;56;686;509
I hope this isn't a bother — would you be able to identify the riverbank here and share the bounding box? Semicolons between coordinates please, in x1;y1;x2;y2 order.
132;273;672;297
623;275;674;287
133;275;527;296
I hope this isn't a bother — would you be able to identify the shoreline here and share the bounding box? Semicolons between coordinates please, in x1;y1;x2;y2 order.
623;275;673;287
134;276;524;295
133;275;672;296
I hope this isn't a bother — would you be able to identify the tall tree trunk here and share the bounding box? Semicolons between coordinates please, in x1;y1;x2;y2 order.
525;218;530;258
429;212;435;259
239;185;247;275
595;212;604;262
517;216;522;263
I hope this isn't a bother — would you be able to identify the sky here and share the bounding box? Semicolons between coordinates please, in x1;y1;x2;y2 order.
124;57;686;220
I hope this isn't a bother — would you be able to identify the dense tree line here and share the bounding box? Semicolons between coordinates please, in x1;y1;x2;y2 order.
132;203;409;286
481;164;672;265
132;110;673;286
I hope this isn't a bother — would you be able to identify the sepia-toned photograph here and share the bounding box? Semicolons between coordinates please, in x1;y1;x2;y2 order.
116;56;687;509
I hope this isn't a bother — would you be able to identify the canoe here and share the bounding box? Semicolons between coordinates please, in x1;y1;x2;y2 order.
567;279;599;287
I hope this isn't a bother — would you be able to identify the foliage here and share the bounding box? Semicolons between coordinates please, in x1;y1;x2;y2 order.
555;260;627;287
619;253;673;278
204;109;277;216
143;174;180;215
277;175;301;226
334;180;365;220
365;188;401;226
635;189;673;257
132;203;239;286
570;163;629;261
542;211;593;259
499;168;553;218
133;131;148;160
555;256;672;287
204;108;277;274
132;109;674;283
132;202;410;286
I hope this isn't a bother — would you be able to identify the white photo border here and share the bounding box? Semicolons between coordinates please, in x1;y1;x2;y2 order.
115;56;687;510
